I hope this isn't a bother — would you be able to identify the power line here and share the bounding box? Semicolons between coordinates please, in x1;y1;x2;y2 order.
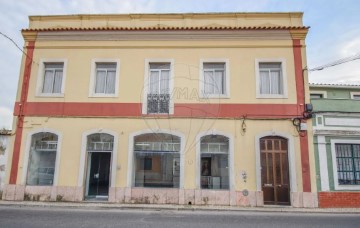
309;53;360;71
0;31;38;65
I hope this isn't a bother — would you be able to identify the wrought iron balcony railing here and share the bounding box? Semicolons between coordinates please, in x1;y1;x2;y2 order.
147;94;170;114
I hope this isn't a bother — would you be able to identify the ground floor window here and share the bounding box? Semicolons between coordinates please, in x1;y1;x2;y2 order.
335;143;360;185
26;132;58;186
200;135;229;190
134;133;180;188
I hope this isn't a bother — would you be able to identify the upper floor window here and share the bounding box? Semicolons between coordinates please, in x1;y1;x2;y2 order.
36;59;67;97
255;59;287;99
310;93;323;99
200;59;229;98
351;92;360;100
144;61;173;114
89;59;120;97
310;91;327;99
42;63;64;94
95;63;116;94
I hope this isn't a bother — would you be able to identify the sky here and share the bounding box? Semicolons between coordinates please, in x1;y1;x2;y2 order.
0;0;360;129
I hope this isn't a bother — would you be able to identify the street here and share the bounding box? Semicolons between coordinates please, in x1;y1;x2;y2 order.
0;205;359;228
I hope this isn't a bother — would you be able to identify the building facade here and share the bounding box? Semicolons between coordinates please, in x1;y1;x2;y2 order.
0;129;11;191
310;84;360;207
3;12;317;207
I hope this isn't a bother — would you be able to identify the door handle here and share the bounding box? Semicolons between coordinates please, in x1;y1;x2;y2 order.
276;184;282;187
263;184;273;187
94;173;99;179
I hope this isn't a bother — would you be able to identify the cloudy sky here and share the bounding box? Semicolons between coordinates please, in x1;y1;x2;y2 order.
0;0;360;129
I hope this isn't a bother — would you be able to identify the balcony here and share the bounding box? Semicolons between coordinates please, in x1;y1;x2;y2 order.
147;94;170;114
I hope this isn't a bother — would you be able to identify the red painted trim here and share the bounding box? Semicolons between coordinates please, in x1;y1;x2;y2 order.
293;39;311;192
9;41;35;184
14;102;302;118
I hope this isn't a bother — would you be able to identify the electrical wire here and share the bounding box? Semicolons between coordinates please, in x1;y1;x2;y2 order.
309;52;360;71
0;30;38;65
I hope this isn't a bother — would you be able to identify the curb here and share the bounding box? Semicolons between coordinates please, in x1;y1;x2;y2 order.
1;201;360;214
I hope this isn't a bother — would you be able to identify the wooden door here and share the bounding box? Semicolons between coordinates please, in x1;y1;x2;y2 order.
260;136;290;205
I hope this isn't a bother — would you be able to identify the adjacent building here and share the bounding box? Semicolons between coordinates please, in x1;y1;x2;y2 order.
310;83;360;207
0;129;11;191
3;12;317;207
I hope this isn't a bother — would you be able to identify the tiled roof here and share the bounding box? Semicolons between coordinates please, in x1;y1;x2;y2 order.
309;83;360;87
22;26;309;32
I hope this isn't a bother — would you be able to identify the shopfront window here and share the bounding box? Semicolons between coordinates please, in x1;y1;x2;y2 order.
26;132;58;186
134;133;180;188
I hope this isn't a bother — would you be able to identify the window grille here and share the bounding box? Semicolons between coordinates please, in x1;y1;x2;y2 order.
336;144;360;185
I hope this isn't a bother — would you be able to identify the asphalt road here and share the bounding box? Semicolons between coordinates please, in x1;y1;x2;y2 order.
0;205;359;228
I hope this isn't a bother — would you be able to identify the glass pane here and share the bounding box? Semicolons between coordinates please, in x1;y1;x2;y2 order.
96;63;116;69
149;71;159;94
53;70;63;93
42;70;54;93
203;63;225;70
259;62;281;70
105;70;116;94
270;70;281;94
260;70;270;94
214;70;224;94
87;133;114;151
150;63;170;70
45;63;64;69
160;70;170;94
204;71;214;94
26;132;58;186
95;70;106;93
134;152;180;188
201;154;229;189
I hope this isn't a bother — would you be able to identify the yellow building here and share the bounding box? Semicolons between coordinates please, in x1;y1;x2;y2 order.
3;12;317;207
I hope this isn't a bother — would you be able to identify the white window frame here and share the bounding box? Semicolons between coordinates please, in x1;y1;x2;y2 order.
331;139;360;190
350;92;360;100
142;59;174;115
310;90;327;99
255;58;288;99
199;59;230;98
89;59;120;97
36;59;67;97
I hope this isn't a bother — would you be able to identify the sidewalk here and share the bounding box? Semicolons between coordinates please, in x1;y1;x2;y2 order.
1;200;360;214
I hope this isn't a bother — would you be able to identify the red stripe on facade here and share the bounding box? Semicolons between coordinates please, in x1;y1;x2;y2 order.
10;41;35;184
293;39;311;192
14;102;302;118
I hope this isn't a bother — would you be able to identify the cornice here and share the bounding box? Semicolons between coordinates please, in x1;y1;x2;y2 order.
21;31;37;41
289;28;309;40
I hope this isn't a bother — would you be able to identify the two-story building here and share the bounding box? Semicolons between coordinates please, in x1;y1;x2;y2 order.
3;12;317;207
310;83;360;207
